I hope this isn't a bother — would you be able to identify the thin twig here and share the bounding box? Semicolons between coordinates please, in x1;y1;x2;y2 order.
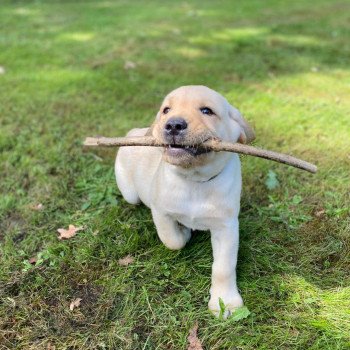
83;136;317;174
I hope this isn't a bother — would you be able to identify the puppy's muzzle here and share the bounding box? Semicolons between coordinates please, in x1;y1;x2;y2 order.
164;117;187;143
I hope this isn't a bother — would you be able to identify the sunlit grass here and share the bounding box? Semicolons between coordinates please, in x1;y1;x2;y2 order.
175;46;206;58
58;32;96;42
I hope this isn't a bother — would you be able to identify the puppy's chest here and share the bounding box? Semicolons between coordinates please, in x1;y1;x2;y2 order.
156;183;231;230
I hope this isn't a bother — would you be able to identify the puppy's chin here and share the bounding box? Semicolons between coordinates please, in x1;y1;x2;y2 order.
163;146;213;168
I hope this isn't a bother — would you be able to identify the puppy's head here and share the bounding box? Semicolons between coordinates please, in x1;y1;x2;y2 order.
149;85;255;167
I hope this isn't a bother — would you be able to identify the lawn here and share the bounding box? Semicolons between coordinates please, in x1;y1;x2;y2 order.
0;0;349;349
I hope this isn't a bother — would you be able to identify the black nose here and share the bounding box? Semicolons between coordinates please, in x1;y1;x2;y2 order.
164;118;188;136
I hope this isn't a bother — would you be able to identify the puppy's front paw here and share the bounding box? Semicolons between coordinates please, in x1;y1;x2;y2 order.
208;293;243;319
163;226;191;250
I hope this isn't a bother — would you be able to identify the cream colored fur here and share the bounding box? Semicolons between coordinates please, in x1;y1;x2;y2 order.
115;85;254;318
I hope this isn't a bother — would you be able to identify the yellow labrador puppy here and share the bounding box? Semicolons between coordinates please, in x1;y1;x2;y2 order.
115;85;255;318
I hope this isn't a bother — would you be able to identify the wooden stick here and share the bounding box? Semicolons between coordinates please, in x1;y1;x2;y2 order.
83;136;317;174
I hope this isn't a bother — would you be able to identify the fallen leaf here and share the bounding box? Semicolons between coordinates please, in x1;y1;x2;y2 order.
0;66;5;74
118;254;134;266
92;230;99;236
30;203;44;211
315;209;325;217
47;342;56;350
290;328;300;336
6;297;16;307
28;256;37;264
57;225;83;240
187;322;203;350
69;298;82;311
124;60;136;70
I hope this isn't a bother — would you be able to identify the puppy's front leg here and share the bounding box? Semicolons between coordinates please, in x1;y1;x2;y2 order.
151;208;191;250
209;218;243;318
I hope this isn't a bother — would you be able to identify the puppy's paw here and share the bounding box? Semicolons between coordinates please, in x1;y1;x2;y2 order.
208;293;243;319
163;226;191;250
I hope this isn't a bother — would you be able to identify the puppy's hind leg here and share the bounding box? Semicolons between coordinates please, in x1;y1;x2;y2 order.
115;151;140;205
115;127;151;204
151;209;191;250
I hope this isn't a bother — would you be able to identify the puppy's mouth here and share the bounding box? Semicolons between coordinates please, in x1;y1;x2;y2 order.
164;143;211;158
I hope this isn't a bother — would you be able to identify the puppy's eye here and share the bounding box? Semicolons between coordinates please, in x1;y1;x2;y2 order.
163;107;170;114
200;107;214;116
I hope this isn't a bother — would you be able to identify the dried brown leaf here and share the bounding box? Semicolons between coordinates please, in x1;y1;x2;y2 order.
118;254;134;266
30;203;44;211
187;322;203;350
28;256;37;264
124;60;136;70
47;342;56;350
315;209;325;217
69;298;82;311
57;225;83;240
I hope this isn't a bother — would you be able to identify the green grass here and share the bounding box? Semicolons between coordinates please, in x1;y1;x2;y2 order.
0;0;349;349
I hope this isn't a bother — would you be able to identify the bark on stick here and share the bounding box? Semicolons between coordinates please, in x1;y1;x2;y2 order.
83;136;317;174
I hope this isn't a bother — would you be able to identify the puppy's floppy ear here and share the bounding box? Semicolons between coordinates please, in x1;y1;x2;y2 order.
145;112;161;136
145;122;155;136
228;105;255;144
